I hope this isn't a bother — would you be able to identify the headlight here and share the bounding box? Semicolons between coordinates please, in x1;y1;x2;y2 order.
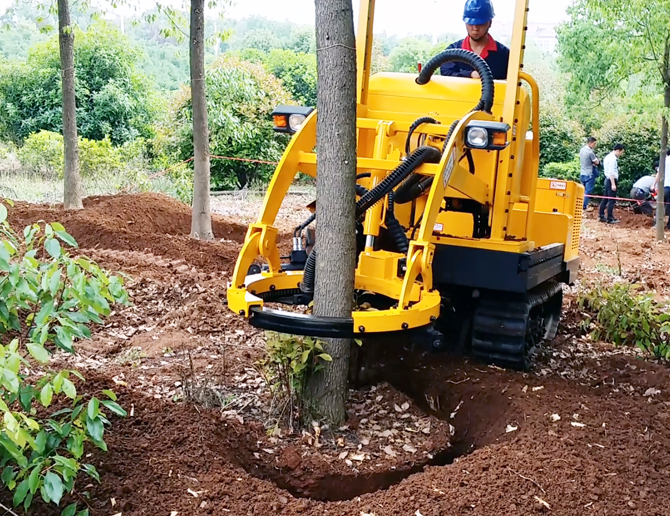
464;121;510;150
289;114;307;131
271;105;314;134
466;127;488;148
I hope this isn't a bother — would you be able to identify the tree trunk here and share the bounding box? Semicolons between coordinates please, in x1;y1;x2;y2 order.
58;0;82;210
189;0;213;240
656;38;670;242
308;0;357;425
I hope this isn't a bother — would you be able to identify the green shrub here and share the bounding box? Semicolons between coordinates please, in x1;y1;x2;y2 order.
539;101;585;169
577;282;670;360
16;131;147;181
0;201;130;514
541;157;581;182
163;56;291;190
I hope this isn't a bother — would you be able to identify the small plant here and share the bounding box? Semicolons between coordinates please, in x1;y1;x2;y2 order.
0;200;130;515
577;281;670;359
259;332;332;433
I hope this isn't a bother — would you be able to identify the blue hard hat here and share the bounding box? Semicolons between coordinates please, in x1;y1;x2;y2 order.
463;0;495;25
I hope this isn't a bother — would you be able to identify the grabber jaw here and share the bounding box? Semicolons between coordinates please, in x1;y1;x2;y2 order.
228;233;442;338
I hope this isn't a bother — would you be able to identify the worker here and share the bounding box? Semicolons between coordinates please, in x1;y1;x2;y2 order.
631;174;657;217
579;137;600;211
599;143;625;224
440;0;510;81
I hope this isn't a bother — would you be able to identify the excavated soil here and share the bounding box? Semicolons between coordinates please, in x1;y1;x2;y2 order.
3;193;670;516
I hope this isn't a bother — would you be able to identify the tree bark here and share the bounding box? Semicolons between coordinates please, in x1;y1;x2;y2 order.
189;0;213;240
308;0;357;425
58;0;82;210
656;38;670;242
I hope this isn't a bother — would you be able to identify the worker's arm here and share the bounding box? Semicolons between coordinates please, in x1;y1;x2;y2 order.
440;41;472;77
610;177;617;191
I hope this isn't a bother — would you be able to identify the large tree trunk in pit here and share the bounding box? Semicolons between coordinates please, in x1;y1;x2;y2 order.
308;0;358;425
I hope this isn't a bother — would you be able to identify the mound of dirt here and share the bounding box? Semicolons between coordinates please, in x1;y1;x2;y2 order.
6;193;255;272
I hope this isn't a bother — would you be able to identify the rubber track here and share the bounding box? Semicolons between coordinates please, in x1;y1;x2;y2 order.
471;281;563;370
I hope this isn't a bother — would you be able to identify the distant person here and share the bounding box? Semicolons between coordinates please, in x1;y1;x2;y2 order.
631;174;656;217
440;0;510;81
579;137;600;211
599;143;625;224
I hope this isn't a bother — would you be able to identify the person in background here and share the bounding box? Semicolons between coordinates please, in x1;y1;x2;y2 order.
599;143;625;224
579;137;600;211
440;0;510;81
631;173;657;217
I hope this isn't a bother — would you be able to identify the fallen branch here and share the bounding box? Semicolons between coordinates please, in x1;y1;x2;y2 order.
0;502;20;516
506;466;546;494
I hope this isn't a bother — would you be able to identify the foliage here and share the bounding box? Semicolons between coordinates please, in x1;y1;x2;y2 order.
0;204;129;514
16;130;148;181
389;38;436;73
541;158;581;182
0;22;158;146
578;282;670;360
539;102;585;169
259;332;332;432
258;49;317;107
163;56;291;190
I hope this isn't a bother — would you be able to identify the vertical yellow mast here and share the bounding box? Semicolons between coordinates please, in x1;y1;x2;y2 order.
356;0;375;106
490;0;530;240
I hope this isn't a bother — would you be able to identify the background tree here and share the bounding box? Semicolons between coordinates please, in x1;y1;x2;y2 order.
560;0;670;240
189;0;212;239
163;56;291;190
308;0;357;425
57;0;82;209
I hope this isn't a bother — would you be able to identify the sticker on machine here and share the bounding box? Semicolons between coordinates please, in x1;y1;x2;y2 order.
443;149;456;189
550;180;567;190
433;223;444;233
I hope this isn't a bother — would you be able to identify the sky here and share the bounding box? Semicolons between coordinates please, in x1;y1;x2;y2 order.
0;0;574;37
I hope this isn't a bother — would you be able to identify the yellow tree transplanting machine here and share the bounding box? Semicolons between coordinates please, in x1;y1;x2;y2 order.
226;0;583;369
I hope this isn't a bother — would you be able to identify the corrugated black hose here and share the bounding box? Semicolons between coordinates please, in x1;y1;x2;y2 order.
416;48;495;113
385;191;409;254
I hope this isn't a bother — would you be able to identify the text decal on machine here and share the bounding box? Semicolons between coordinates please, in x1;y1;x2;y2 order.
550;180;567;191
443;149;456;189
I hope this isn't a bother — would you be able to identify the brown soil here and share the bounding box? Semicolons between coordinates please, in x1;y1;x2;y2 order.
3;193;670;516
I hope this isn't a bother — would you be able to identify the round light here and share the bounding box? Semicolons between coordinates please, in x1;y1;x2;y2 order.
288;114;307;131
466;127;488;148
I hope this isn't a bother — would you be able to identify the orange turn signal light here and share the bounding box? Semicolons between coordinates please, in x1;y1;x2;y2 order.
273;115;288;128
492;131;507;147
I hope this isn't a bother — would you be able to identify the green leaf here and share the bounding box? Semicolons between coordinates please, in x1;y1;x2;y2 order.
81;464;100;483
28;464;41;493
49;268;61;297
318;353;332;362
35;299;55;327
0;204;6;224
13;478;30;506
100;400;127;417
23;491;33;512
76;509;89;516
1;466;14;485
40;384;53;407
55;230;78;248
43;471;64;505
27;343;50;364
87;398;99;420
45;238;61;259
300;349;310;364
51;222;66;232
102;389;117;401
2;369;19;393
62;378;76;399
35;431;47;454
62;503;78;516
86;416;104;442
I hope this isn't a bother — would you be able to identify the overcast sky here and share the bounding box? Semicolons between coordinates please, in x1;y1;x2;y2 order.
0;0;574;37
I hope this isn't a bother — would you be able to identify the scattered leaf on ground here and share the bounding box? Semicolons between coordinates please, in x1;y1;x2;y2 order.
506;425;518;433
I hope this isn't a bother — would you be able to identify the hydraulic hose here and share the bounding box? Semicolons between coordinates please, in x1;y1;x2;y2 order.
385;192;409;254
301;145;441;294
294;212;316;237
416;49;495;113
395;120;460;205
405;116;440;155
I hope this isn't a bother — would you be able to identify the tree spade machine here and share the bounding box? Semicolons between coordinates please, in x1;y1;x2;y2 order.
226;0;583;369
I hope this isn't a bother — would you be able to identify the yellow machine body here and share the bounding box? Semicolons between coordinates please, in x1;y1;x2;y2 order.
227;0;582;367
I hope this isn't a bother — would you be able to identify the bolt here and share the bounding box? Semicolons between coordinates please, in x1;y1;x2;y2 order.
239;310;245;316
430;316;437;322
358;326;365;333
270;285;276;291
402;322;409;330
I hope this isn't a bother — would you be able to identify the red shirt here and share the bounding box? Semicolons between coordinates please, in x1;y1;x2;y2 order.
462;35;499;59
